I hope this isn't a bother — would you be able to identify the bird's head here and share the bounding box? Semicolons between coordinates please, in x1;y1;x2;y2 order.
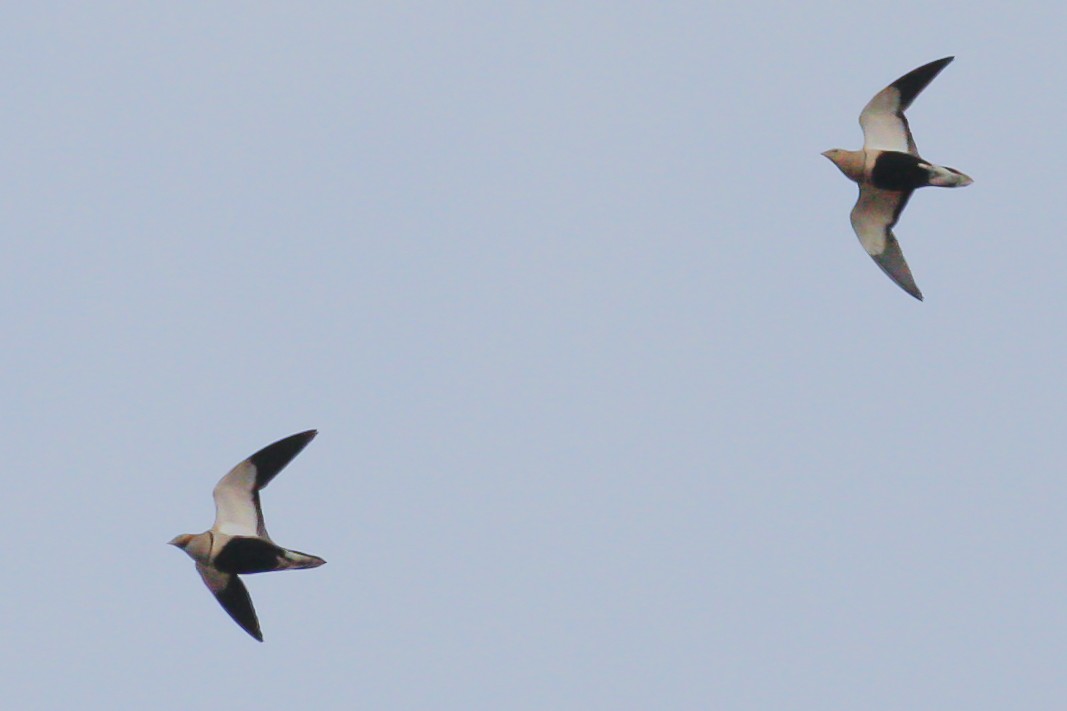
821;148;864;182
168;532;212;563
168;533;194;549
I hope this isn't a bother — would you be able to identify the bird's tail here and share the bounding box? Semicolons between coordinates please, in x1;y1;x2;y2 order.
927;164;973;187
278;549;326;570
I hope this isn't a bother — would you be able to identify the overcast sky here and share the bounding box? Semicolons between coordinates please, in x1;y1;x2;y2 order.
3;3;1067;710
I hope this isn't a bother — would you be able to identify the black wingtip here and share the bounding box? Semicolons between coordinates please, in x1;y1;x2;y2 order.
214;574;265;642
247;430;318;489
872;242;924;301
891;57;955;112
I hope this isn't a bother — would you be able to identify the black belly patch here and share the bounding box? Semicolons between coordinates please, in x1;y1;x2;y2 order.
870;152;930;191
214;537;285;574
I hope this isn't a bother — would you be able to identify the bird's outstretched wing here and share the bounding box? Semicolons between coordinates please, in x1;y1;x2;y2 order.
850;185;922;300
860;57;953;155
196;562;263;642
212;430;318;538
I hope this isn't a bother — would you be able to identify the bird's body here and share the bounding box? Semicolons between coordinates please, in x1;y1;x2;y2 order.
170;430;325;642
823;57;972;300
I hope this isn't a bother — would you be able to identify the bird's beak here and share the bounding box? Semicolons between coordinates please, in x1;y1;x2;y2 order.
167;535;184;547
820;150;832;159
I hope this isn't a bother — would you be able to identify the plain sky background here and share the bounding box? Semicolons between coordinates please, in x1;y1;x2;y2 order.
3;3;1065;709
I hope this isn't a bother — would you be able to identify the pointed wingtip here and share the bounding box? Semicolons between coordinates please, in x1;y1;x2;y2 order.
871;247;924;301
288;429;319;445
896;275;924;302
891;276;924;301
294;429;319;447
924;56;954;70
890;57;956;112
246;430;319;488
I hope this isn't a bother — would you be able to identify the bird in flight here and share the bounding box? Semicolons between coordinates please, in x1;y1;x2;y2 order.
823;56;972;300
170;430;325;641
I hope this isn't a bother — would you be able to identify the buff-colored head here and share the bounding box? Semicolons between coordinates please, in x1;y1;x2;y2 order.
168;532;211;563
821;148;865;183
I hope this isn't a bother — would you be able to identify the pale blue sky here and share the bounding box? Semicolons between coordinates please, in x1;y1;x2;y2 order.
3;3;1066;709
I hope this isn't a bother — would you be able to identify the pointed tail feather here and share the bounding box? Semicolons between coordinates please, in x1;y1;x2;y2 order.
279;549;326;570
928;164;973;187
